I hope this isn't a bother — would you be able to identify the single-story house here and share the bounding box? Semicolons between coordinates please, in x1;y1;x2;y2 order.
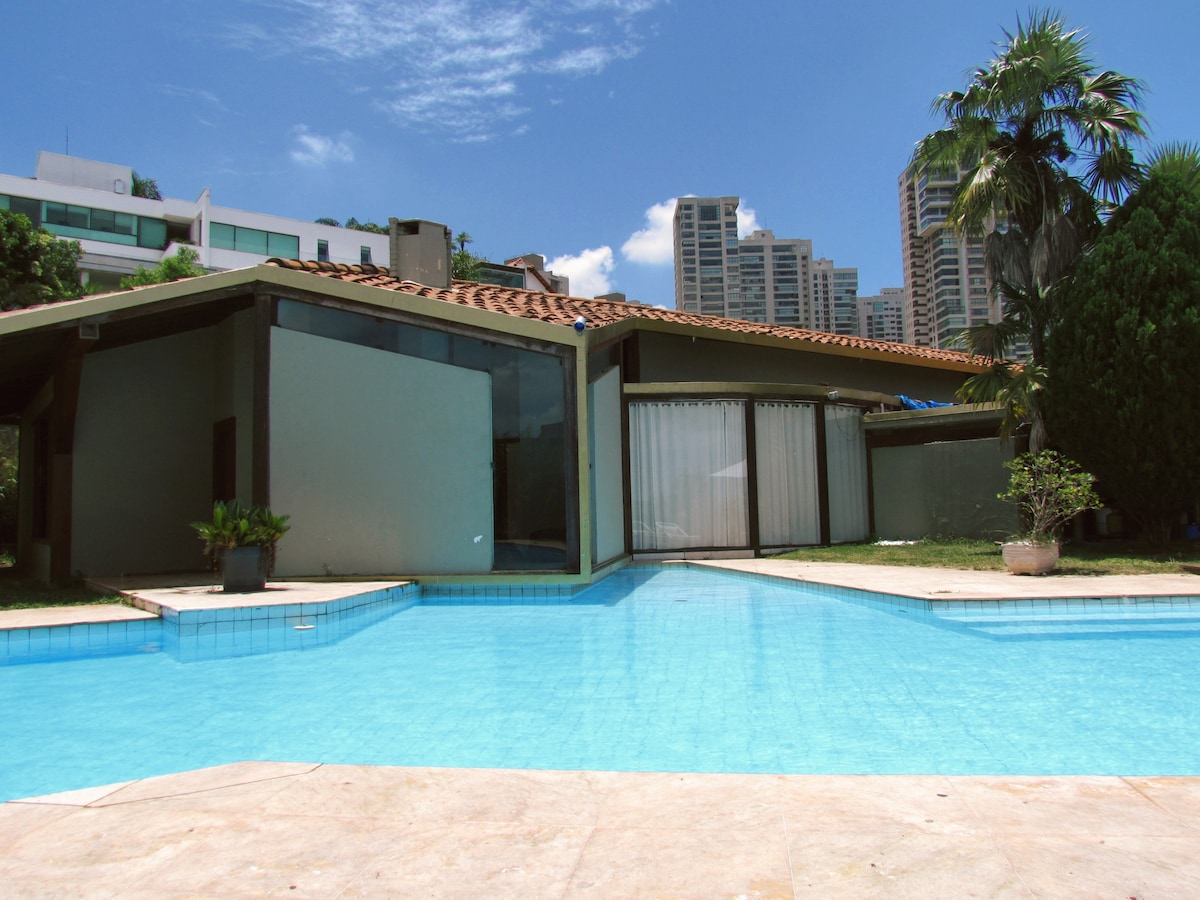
0;220;1005;584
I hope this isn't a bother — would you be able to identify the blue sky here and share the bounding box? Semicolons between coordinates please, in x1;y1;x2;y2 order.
3;0;1197;306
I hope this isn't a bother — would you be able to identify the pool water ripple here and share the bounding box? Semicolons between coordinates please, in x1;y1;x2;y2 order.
3;565;1200;801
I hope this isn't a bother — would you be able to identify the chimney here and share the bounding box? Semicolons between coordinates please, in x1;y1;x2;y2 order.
388;218;453;288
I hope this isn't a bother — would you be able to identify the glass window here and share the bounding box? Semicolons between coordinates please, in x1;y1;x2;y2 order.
360;245;372;264
316;239;329;262
267;231;299;258
210;222;236;250
137;217;168;249
276;300;571;572
238;228;269;255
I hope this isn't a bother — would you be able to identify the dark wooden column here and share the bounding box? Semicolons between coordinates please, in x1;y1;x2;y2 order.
251;294;274;508
815;402;831;546
48;333;95;583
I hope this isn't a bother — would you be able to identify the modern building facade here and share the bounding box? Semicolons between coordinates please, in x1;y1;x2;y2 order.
897;165;998;349
0;152;391;290
673;197;858;332
857;288;905;343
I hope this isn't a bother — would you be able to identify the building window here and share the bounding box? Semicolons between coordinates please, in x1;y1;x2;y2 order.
360;245;372;265
317;239;329;262
211;222;300;258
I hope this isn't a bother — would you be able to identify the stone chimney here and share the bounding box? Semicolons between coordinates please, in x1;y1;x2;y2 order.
388;219;453;288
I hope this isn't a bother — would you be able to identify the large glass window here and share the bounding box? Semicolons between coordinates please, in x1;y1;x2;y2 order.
211;222;299;258
277;300;571;571
27;197;164;248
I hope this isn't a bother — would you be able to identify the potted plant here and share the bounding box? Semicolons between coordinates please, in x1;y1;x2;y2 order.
997;450;1100;575
191;500;290;592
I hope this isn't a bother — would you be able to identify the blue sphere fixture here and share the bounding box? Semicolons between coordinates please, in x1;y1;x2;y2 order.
574;315;586;332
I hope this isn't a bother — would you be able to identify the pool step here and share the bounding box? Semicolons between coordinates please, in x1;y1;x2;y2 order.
932;609;1200;639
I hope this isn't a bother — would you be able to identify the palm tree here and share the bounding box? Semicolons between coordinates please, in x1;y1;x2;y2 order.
912;10;1145;448
455;232;473;253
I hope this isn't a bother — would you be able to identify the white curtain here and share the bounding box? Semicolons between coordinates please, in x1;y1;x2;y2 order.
629;400;748;550
825;404;869;542
755;402;820;547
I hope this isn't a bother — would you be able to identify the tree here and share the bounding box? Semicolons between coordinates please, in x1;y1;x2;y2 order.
455;231;473;252
0;209;84;310
314;216;341;227
131;171;162;200
1043;173;1200;543
451;248;483;282
912;10;1145;448
119;246;205;289
344;217;388;235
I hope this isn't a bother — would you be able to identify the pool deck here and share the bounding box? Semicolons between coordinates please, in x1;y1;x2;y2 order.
4;559;1200;897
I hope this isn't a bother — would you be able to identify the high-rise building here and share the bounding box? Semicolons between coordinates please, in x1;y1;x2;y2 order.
673;196;856;330
857;287;905;343
898;165;998;349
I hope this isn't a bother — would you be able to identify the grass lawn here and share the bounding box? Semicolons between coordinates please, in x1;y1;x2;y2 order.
0;564;125;610
776;539;1200;576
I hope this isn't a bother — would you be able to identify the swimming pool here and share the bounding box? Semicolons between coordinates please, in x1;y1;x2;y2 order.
3;565;1200;802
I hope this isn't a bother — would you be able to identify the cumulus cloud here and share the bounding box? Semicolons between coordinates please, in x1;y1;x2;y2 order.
548;246;615;297
290;125;355;166
238;0;666;141
621;198;676;264
737;201;761;237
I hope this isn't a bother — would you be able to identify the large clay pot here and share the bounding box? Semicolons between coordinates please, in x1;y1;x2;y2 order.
1002;541;1060;576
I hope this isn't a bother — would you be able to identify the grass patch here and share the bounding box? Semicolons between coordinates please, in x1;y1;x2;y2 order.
775;539;1200;576
0;567;125;610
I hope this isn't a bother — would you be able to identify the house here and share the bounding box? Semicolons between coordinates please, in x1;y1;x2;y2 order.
0;152;391;291
0;220;1001;584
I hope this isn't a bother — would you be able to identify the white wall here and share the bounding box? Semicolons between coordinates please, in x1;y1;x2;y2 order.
72;329;218;575
270;328;494;576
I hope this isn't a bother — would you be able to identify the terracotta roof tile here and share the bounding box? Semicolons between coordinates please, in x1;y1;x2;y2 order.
270;258;983;366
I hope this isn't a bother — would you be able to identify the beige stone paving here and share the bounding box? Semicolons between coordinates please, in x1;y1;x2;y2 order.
4;764;1200;898
5;560;1200;897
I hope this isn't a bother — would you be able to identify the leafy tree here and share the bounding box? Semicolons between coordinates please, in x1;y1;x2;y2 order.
455;231;473;252
119;246;205;289
1043;173;1200;543
344;217;388;235
314;216;341;227
131;171;162;200
0;209;84;310
451;248;483;282
912;10;1145;449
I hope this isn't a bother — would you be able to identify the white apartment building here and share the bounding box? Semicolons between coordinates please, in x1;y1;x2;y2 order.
673;197;858;330
857;287;905;343
0;152;391;290
898;164;998;349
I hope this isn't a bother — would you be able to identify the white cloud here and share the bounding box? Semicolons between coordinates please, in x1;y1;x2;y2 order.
737;202;761;237
621;198;676;264
290;125;355;166
548;246;615;297
240;0;666;140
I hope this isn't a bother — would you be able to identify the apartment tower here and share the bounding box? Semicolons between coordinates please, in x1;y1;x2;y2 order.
897;165;997;348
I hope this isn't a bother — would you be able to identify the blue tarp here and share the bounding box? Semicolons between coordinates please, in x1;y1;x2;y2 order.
897;394;955;410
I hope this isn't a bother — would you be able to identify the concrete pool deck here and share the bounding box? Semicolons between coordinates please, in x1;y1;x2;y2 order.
4;559;1200;897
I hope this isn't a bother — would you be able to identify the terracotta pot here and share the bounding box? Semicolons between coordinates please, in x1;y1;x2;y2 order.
1002;541;1060;576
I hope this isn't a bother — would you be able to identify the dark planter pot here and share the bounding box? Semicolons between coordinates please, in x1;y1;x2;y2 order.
222;546;265;593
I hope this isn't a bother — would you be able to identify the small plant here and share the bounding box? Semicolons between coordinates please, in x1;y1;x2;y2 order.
191;500;290;576
998;450;1101;543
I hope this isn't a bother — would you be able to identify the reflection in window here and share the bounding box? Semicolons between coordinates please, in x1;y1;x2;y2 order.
277;300;572;571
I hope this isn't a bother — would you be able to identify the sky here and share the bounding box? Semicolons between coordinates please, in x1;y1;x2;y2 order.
2;0;1197;306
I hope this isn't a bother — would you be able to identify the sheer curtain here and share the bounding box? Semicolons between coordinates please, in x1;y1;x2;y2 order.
755;402;820;547
825;404;869;542
629;400;748;550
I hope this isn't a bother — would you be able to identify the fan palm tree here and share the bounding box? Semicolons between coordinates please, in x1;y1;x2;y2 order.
912;10;1145;448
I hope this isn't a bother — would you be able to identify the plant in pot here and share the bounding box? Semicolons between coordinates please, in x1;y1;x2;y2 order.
191;500;290;592
997;450;1100;575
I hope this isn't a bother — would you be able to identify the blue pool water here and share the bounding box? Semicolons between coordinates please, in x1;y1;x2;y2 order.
3;565;1200;801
